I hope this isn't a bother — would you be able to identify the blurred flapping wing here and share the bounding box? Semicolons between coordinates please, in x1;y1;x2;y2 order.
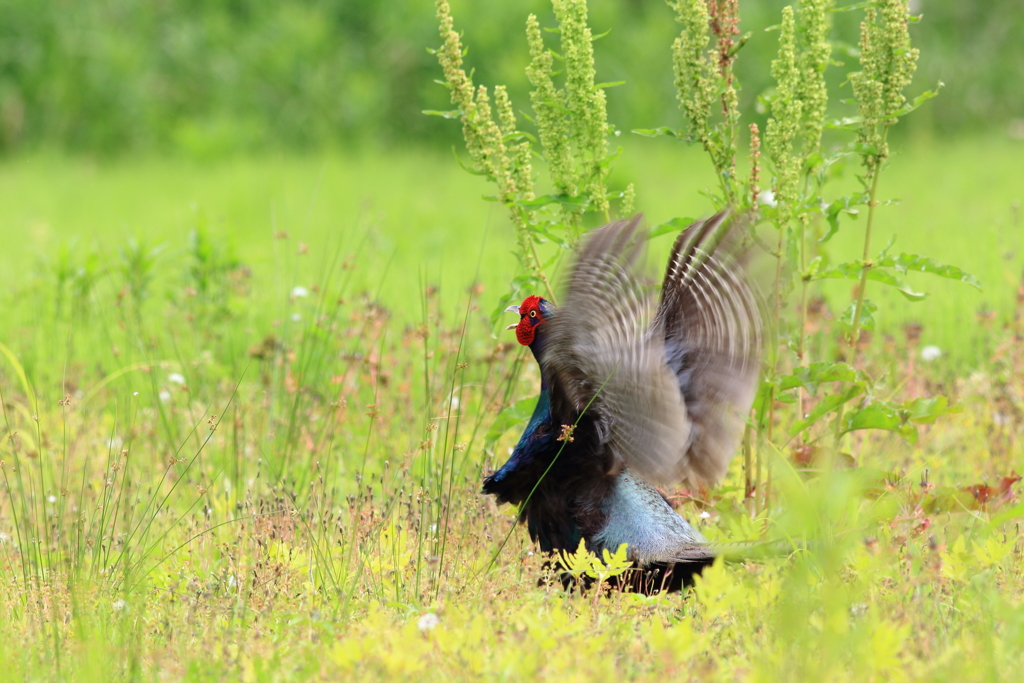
541;215;693;487
656;210;763;487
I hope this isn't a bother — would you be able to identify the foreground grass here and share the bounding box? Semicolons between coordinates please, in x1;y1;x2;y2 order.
0;137;1021;681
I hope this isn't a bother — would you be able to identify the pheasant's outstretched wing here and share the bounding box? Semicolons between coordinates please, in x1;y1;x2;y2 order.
541;215;693;487
541;211;762;489
656;210;763;487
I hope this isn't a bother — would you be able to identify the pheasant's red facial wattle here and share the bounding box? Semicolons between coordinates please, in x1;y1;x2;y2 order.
514;295;547;346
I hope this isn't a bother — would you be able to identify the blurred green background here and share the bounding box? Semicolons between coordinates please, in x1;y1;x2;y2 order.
0;0;1021;156
0;0;1021;368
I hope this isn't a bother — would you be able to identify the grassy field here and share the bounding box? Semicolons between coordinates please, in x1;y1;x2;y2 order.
0;135;1022;681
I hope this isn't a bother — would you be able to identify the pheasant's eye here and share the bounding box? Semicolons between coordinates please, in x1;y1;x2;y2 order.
529;310;537;318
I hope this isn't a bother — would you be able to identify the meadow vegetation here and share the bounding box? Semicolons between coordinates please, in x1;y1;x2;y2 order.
0;0;1023;681
0;0;1022;153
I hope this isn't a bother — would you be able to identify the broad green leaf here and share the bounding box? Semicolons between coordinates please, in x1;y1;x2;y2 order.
878;252;983;291
484;396;540;448
842;400;919;443
816;262;927;300
778;361;861;395
904;396;959;424
650;216;696;238
867;268;927;301
788;384;864;438
820;196;860;243
844;401;904;431
526;225;571;248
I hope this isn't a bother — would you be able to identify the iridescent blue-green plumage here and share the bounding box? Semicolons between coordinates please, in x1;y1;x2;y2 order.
484;212;762;593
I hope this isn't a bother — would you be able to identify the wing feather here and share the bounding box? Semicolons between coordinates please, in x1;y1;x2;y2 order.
541;216;692;487
540;211;762;490
656;210;763;487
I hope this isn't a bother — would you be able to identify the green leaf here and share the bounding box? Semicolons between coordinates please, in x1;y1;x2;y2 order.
490;274;542;329
752;378;776;429
484;396;539;448
517;193;591;212
878;252;983;291
631;127;695;143
819;196;860;243
816;262;927;301
527;225;572;248
650;216;696;238
727;31;752;57
867;268;927;301
833;2;873;14
451;146;487;176
904;396;959;424
893;83;943;117
845;401;904;432
778;362;860;395
838;299;877;332
824;116;862;132
876;233;897;260
788;384;864;438
422;109;461;119
842;399;935;443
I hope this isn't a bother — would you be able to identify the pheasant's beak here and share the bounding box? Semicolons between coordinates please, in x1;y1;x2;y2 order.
504;304;521;330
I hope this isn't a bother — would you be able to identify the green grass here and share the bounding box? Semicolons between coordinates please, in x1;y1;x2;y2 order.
2;135;1019;362
0;136;1022;681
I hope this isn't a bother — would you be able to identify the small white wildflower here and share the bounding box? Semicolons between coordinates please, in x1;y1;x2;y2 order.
758;190;778;208
112;599;127;612
291;286;309;298
450;396;460;409
132;392;139;397
0;532;8;543
920;345;941;362
47;495;57;503
699;510;711;520
159;390;172;403
168;372;186;385
291;313;302;323
417;613;440;633
227;575;237;588
429;523;438;533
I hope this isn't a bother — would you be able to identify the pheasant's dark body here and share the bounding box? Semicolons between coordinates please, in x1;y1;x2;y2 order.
484;212;762;594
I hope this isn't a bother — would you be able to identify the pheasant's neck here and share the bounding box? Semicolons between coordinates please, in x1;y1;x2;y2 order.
528;326;549;390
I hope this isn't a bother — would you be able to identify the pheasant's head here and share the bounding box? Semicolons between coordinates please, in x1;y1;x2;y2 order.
505;295;553;346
